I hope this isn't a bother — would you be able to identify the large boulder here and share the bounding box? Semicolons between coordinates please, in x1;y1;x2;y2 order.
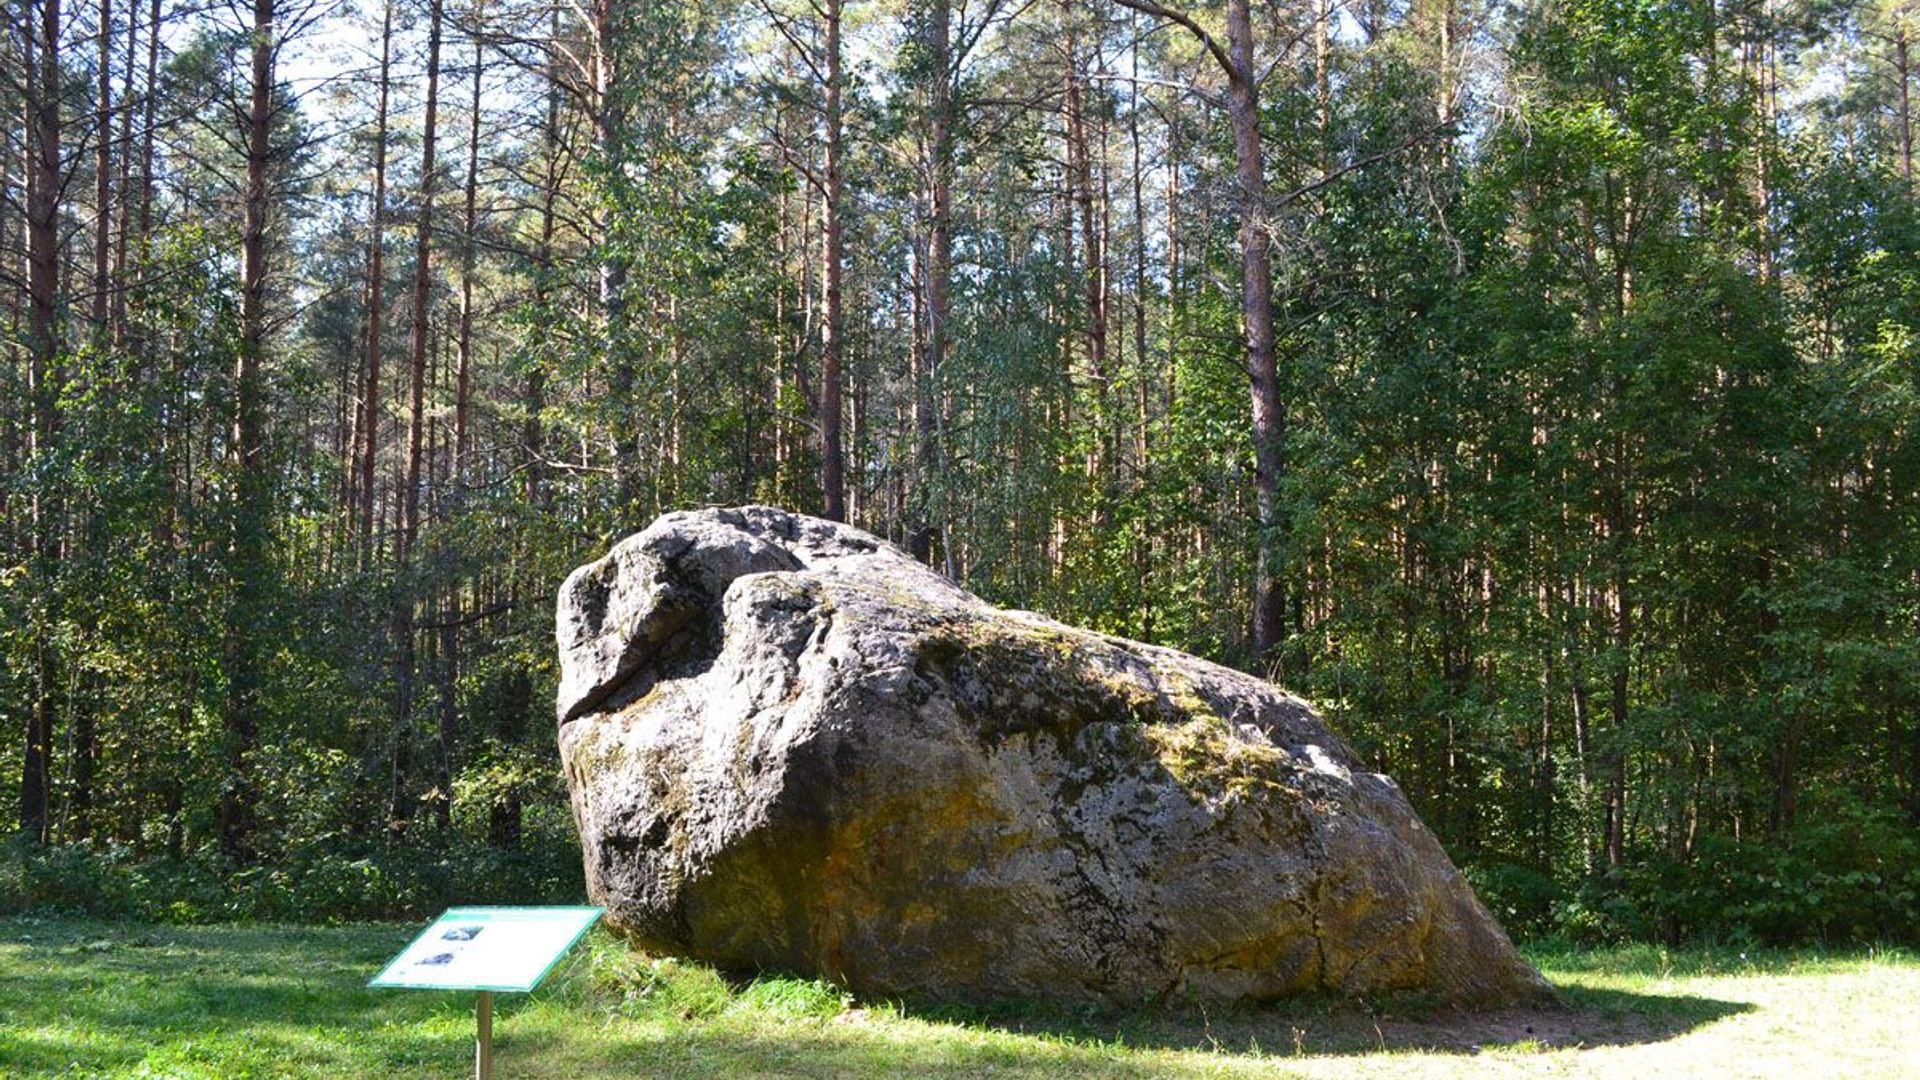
557;506;1551;1007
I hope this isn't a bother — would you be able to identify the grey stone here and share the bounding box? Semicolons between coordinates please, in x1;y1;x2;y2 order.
557;506;1552;1007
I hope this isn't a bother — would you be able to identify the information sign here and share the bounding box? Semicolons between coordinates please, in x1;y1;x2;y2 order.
372;906;603;1079
370;906;603;992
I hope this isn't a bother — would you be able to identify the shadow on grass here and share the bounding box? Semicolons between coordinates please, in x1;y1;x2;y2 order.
867;978;1753;1059
0;919;1757;1078
473;978;1757;1080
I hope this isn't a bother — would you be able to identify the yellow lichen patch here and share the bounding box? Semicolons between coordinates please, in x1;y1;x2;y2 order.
1140;716;1293;804
1154;665;1225;724
918;616;1166;715
563;718;634;785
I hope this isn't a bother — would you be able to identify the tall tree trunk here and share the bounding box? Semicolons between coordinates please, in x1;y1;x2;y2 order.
1224;0;1284;666
1;56;14;341
355;0;394;822
109;0;138;343
71;0;123;845
911;0;952;566
136;0;159;243
432;21;485;835
591;0;637;507
1129;10;1153;640
1898;28;1914;185
1750;0;1777;279
1113;0;1284;666
392;0;444;834
1063;0;1108;398
401;0;444;589
221;0;276;862
526;36;559;511
456;27;481;485
1606;474;1632;868
1164;102;1180;425
819;0;846;521
92;0;113;331
592;0;625;315
1566;580;1595;872
20;0;64;843
1314;0;1330;176
357;0;394;567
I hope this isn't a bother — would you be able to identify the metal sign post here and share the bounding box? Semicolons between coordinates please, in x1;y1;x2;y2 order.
369;906;603;1078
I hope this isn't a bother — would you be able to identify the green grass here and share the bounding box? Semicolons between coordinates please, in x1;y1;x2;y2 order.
0;918;1915;1079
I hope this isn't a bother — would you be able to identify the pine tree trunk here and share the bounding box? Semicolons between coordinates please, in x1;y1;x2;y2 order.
357;0;394;567
221;0;276;862
92;0;113;331
1113;0;1284;667
912;0;952;566
1129;12;1153;641
1222;0;1285;667
392;0;444;834
1063;0;1107;398
136;0;159;244
1898;30;1913;185
456;32;481;485
357;0;395;825
20;0;64;845
110;0;139;343
592;0;637;507
525;41;559;511
819;0;846;522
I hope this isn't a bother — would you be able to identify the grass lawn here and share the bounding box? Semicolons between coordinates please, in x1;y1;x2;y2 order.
0;917;1915;1079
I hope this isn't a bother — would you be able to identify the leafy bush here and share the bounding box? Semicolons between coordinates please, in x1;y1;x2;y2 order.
1632;799;1920;946
0;834;584;924
1464;861;1569;939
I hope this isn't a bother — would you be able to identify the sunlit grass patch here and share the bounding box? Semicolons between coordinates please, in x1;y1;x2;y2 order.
0;917;1915;1078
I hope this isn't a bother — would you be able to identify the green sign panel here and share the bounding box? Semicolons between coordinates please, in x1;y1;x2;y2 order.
370;906;603;993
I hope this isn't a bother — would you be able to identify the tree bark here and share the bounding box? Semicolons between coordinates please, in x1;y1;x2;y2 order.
456;28;481;485
392;0;444;834
92;0;113;331
357;0;394;567
590;0;637;506
1064;0;1107;395
1111;0;1284;666
1898;29;1914;185
1224;0;1284;667
136;0;159;243
819;0;847;521
402;0;444;573
525;32;560;511
20;0;64;843
110;0;139;343
911;0;953;565
221;0;277;862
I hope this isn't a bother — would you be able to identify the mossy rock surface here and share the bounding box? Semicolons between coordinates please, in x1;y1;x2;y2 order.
557;506;1551;1008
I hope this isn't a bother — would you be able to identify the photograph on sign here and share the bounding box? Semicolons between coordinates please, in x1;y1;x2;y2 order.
370;906;602;992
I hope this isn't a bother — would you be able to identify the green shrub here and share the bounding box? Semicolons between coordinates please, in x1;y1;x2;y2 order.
0;835;584;924
1464;861;1568;939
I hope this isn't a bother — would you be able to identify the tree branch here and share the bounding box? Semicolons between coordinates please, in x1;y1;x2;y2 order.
1107;0;1235;83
